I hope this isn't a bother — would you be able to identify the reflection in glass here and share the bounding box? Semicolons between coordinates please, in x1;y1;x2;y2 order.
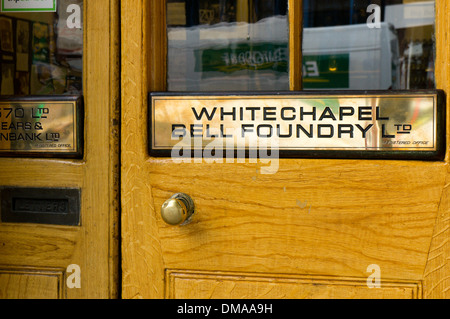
167;0;289;91
0;0;83;96
302;0;435;90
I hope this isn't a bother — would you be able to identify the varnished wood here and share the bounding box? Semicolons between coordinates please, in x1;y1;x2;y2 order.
149;160;444;280
422;0;450;299
0;0;120;298
0;267;64;299
166;270;422;299
121;0;450;299
121;0;166;299
289;0;302;90
435;0;450;162
148;0;167;92
0;225;78;267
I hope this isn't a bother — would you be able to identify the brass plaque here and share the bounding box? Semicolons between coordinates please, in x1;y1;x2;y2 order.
149;91;445;160
0;96;83;158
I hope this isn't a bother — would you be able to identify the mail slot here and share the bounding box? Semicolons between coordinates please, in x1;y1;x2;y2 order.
0;187;81;226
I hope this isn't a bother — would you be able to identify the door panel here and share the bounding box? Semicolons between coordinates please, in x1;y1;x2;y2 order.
165;270;421;299
121;0;450;299
0;267;64;299
151;161;444;280
0;0;120;299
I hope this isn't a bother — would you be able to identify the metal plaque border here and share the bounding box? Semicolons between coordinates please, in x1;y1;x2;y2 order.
0;95;84;159
148;90;446;161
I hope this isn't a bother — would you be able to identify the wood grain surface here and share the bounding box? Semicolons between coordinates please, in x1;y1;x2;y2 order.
0;0;120;299
422;0;450;299
121;0;450;299
0;267;64;299
166;270;422;299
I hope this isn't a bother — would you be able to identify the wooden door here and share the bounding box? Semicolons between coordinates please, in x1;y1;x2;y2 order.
121;0;450;299
0;0;120;299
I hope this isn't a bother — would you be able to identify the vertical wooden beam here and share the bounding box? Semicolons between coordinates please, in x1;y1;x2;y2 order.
236;0;249;22
121;0;166;298
289;0;302;91
422;0;450;299
148;0;167;92
108;0;121;299
80;0;121;298
434;0;450;163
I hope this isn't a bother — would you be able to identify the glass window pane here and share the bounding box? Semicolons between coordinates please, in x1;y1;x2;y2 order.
0;0;83;96
302;0;435;90
167;0;289;91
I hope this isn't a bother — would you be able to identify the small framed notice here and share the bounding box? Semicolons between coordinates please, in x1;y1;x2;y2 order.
1;0;57;12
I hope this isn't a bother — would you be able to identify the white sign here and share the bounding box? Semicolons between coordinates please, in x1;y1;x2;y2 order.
1;0;57;12
385;1;434;29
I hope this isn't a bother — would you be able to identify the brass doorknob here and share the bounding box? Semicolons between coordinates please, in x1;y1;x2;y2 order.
160;193;195;226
